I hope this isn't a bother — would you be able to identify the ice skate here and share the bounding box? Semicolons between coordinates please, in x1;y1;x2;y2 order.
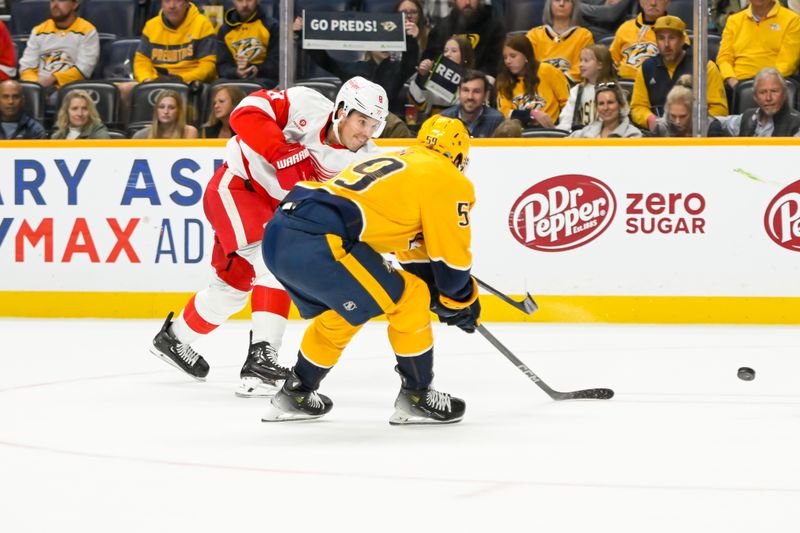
236;333;292;397
389;386;466;425
149;312;209;381
261;373;333;422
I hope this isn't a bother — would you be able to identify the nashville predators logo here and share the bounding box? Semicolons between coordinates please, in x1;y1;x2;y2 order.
544;58;572;78
622;41;658;66
408;232;424;251
458;33;480;50
512;93;547;112
40;50;73;73
233;38;264;62
381;21;397;31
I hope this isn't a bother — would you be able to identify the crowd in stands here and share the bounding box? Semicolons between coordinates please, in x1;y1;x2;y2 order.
1;0;799;140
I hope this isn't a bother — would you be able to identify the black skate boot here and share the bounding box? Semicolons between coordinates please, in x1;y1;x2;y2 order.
389;387;466;425
149;312;209;381
261;372;333;422
236;332;293;397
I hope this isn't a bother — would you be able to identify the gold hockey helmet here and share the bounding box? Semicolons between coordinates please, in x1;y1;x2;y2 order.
416;115;470;172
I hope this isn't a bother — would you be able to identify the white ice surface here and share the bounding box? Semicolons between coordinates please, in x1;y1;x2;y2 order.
1;319;799;532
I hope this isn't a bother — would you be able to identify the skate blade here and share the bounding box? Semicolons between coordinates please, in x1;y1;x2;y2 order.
388;409;463;426
148;347;206;382
260;403;324;423
235;377;280;398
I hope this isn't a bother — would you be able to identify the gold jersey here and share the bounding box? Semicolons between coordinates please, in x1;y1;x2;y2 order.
292;144;475;300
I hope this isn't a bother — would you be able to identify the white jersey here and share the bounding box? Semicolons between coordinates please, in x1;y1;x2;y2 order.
224;86;381;204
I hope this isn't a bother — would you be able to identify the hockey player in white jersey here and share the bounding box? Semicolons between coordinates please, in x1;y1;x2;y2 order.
149;77;388;396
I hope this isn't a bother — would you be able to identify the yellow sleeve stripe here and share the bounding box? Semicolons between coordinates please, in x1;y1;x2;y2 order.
438;277;478;309
325;234;396;312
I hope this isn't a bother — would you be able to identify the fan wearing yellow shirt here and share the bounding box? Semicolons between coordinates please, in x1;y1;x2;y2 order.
261;115;479;425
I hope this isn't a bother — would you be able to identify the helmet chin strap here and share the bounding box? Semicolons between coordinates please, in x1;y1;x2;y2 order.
331;109;345;145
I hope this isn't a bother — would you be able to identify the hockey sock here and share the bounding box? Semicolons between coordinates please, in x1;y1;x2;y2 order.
294;351;332;392
395;350;434;390
251;286;291;347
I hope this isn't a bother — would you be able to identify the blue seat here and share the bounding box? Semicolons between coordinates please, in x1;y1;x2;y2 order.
505;0;546;32
667;0;694;32
82;0;140;37
19;81;45;124
9;0;50;37
128;81;192;128
296;0;350;16
101;38;140;80
57;81;121;127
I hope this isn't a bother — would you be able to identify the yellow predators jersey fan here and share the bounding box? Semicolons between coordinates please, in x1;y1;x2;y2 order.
416;115;470;172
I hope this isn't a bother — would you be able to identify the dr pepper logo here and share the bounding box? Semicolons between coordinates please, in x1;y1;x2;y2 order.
764;179;800;251
508;174;616;252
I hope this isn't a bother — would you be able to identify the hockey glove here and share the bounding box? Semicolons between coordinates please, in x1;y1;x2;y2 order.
272;143;315;189
432;298;481;334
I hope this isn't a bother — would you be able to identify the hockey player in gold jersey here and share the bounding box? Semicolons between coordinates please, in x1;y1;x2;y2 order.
261;115;479;424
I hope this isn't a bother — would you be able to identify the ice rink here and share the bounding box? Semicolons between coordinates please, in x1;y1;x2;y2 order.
1;318;798;532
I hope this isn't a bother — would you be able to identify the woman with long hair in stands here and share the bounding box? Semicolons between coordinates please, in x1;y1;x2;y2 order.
496;34;570;129
568;81;642;137
134;89;198;139
51;89;110;139
201;85;246;139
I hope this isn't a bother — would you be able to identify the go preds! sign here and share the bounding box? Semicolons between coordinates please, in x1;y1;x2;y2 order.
508;174;616;252
764;179;800;252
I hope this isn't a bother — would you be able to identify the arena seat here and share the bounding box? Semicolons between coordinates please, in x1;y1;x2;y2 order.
522;128;569;138
732;78;798;114
19;81;45;124
56;81;121;128
101;38;140;81
360;0;397;12
82;0;140;37
293;79;340;101
127;81;192;130
505;0;546;32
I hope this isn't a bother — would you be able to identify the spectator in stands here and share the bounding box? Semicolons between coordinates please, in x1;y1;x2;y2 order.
134;0;217;84
380;112;414;137
19;0;99;91
610;0;672;79
423;0;506;77
716;0;800;90
0;80;47;139
569;82;642;137
51;89;111;139
526;0;594;84
557;43;615;131
306;44;418;117
580;0;635;38
652;75;693;137
133;89;198;139
397;0;430;59
711;68;800;137
440;69;504;137
496;34;570;128
631;16;728;131
0;21;16;81
201;85;245;138
492;118;524;137
217;0;279;88
409;35;475;123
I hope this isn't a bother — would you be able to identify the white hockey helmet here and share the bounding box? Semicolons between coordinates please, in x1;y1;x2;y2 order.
332;76;389;139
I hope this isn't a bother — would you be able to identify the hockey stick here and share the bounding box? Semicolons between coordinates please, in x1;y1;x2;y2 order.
476;324;614;401
474;277;538;315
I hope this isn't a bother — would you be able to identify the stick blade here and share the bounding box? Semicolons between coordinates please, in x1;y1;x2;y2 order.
522;294;539;314
553;388;614;401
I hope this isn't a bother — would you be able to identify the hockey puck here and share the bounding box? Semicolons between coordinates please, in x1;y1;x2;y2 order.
737;367;755;381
